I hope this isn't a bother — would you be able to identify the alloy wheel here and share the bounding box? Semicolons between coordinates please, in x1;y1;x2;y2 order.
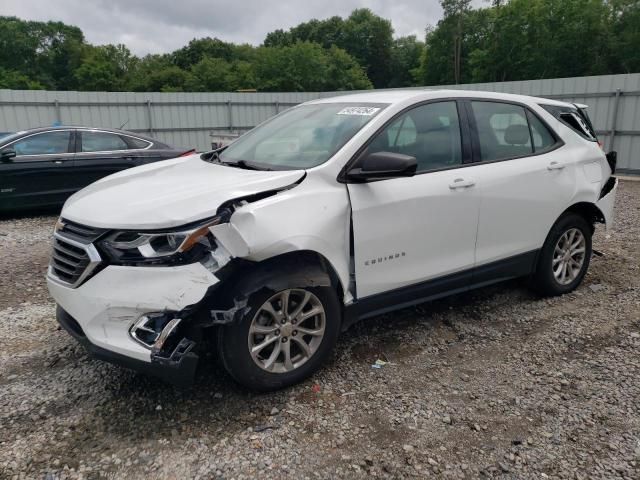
552;228;586;285
248;289;326;373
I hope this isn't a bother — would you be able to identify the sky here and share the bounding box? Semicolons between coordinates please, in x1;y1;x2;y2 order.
0;0;485;56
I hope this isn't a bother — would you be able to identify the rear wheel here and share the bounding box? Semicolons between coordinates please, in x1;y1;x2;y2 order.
531;213;592;296
217;283;340;391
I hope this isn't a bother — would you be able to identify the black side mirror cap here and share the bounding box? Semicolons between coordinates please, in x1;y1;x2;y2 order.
0;149;16;162
345;151;417;183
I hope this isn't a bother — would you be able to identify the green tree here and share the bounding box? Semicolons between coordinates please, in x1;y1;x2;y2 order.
263;9;391;87
440;0;472;84
0;17;85;89
0;68;43;89
74;44;135;91
610;0;640;73
325;45;373;90
228;60;258;90
341;9;394;88
255;42;328;91
0;17;39;77
254;42;371;91
468;0;613;82
171;37;234;68
29;20;85;89
389;35;425;87
186;56;233;91
129;54;193;92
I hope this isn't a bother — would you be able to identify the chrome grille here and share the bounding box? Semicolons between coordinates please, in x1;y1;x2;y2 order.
56;219;106;244
49;221;104;288
51;237;90;284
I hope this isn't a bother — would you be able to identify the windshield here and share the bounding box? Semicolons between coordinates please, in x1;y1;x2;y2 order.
219;102;387;170
0;131;24;145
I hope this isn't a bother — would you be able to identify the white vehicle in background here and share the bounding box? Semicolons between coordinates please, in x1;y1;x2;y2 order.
47;90;618;391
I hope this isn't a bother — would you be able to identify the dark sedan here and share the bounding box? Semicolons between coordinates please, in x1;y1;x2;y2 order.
0;126;193;212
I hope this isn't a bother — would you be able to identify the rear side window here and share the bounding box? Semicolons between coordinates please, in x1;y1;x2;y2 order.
81;131;129;152
471;102;532;161
470;101;559;162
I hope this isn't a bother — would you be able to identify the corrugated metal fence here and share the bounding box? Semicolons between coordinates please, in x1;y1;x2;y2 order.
1;73;639;173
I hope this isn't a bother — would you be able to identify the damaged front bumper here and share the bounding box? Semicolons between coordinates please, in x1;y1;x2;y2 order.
56;306;199;386
47;261;220;386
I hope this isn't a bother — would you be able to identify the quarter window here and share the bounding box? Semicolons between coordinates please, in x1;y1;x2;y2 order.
81;131;129;152
126;136;152;149
11;131;72;156
366;101;463;173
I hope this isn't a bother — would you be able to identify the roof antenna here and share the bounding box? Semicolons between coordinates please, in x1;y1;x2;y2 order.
118;118;129;130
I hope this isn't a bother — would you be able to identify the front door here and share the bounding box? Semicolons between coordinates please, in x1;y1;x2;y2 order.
0;130;75;210
347;101;481;300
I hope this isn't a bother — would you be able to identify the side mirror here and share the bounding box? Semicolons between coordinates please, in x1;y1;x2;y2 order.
0;148;16;162
345;151;417;182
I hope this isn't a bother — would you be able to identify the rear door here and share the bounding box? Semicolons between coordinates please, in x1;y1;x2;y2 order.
0;130;75;210
70;130;146;189
464;100;575;278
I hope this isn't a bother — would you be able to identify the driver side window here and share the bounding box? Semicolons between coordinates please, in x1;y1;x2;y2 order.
11;131;72;156
367;101;463;173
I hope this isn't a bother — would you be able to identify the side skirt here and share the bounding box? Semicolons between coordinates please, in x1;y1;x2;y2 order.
343;250;538;330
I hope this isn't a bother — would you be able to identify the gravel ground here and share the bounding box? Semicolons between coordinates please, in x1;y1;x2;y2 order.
1;181;639;480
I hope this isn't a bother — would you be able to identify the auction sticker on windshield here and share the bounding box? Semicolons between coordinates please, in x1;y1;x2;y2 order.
337;106;381;116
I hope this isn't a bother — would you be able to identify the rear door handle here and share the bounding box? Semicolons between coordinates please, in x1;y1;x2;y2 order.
449;178;475;189
51;158;65;164
547;161;565;170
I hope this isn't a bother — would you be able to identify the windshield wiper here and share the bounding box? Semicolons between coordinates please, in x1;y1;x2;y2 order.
200;147;227;163
221;160;272;171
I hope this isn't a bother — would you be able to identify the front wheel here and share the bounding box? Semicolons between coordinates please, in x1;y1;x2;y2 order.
531;212;592;296
217;285;341;391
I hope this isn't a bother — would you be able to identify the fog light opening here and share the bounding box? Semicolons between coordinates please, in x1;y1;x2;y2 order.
130;313;182;350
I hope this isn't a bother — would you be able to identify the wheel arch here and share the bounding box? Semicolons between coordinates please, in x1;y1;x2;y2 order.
205;250;346;317
563;201;606;230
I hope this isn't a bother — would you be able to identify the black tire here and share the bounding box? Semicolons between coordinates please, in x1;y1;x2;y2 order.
217;281;341;392
531;212;592;297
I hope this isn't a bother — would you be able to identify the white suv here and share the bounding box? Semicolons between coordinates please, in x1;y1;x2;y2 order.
47;90;618;390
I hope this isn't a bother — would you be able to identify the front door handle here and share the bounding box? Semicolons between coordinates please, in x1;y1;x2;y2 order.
449;178;475;189
547;161;565;171
50;158;65;164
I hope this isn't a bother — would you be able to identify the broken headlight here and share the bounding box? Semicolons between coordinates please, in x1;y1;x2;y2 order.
99;217;221;265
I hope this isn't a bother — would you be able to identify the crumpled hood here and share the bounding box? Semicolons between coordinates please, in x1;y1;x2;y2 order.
62;155;305;229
